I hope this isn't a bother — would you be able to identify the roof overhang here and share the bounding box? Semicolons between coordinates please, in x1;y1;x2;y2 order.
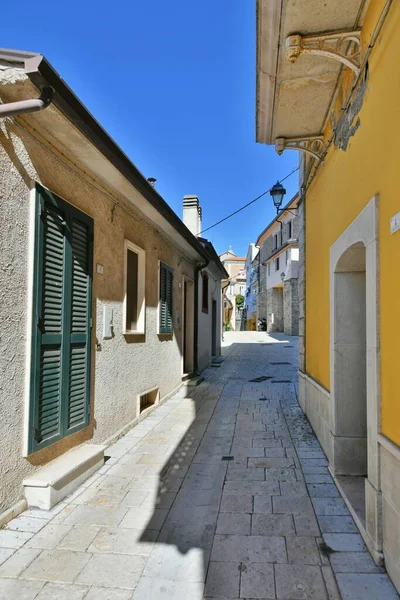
0;49;208;263
256;0;369;146
197;238;230;279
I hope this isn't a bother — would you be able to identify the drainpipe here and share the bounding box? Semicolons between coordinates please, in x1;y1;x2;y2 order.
194;259;209;374
0;87;53;119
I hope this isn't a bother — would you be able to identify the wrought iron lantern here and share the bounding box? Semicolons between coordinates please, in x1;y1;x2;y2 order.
270;181;286;212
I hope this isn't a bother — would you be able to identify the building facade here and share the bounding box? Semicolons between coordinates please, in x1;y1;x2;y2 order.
0;50;222;517
256;196;300;335
219;249;246;330
182;195;228;371
257;0;400;591
244;244;259;330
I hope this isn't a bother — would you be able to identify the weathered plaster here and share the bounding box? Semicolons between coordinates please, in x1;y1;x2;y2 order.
0;115;197;513
197;264;222;372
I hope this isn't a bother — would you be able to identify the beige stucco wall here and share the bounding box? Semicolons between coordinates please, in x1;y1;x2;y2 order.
0;119;196;513
197;265;222;372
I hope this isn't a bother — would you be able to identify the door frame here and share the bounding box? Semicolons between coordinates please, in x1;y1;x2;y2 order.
181;275;194;376
23;183;94;456
329;195;381;556
211;299;217;356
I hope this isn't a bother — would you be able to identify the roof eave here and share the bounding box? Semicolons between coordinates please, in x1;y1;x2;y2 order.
0;49;208;263
256;0;282;145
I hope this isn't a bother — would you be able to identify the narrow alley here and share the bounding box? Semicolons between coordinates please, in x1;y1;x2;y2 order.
0;332;398;600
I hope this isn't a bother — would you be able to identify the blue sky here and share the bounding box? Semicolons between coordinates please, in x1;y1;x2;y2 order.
2;0;298;257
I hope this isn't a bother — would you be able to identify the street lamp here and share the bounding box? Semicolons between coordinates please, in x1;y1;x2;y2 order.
269;180;298;217
270;181;286;212
280;272;286;283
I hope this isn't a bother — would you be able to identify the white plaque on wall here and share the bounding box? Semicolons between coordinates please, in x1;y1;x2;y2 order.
390;212;400;235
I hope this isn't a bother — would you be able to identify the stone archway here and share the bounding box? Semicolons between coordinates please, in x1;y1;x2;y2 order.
333;242;367;480
329;196;382;560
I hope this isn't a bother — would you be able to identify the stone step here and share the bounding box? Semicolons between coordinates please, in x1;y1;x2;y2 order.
23;444;105;510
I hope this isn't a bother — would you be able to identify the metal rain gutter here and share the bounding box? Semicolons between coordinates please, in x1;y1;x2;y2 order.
0;86;53;119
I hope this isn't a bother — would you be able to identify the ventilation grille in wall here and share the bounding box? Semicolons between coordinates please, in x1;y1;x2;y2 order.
139;388;159;413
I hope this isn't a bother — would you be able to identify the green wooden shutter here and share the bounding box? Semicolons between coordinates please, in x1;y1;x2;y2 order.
29;185;93;454
66;214;93;433
32;199;66;448
159;262;173;334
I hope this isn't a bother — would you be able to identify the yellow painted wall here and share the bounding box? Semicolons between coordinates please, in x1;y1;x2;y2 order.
305;0;400;444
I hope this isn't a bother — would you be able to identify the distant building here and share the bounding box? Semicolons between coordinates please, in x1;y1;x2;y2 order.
256;194;300;335
219;248;246;330
244;244;259;330
182;195;228;370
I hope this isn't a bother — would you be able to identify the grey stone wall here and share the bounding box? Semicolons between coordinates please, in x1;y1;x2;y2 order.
261;235;274;263
266;287;283;332
260;264;267;290
260;214;300;265
257;289;268;322
284;279;299;336
257;264;268;323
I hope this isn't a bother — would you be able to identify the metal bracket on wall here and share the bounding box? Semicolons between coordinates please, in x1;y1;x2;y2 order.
285;30;362;75
275;136;325;162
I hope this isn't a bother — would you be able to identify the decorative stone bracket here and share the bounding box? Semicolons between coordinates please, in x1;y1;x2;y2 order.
286;29;361;75
275;136;324;161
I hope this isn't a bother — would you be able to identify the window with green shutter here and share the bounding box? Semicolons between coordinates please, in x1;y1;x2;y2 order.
159;262;173;334
29;184;93;454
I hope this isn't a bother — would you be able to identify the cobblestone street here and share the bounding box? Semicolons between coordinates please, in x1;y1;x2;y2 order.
0;331;398;599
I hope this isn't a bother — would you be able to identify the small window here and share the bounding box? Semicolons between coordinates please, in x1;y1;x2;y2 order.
275;257;280;271
123;240;145;334
287;220;292;239
202;272;209;313
138;387;159;414
229;284;235;295
159;262;173;334
267;263;270;276
273;234;278;249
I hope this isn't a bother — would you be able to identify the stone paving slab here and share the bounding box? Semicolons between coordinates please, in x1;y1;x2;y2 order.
0;332;398;599
0;547;41;577
35;583;89;600
0;578;45;600
275;563;328;599
336;573;399;599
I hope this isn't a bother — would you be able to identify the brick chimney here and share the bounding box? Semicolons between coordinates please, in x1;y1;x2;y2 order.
183;195;202;237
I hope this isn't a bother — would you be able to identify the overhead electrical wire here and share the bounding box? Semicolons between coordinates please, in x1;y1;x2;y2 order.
12;118;298;243
198;165;299;236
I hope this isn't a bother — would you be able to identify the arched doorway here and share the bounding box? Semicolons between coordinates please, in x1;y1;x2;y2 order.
333;242;367;479
329;197;381;559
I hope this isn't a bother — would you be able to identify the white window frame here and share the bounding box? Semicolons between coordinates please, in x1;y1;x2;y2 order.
123;240;146;335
